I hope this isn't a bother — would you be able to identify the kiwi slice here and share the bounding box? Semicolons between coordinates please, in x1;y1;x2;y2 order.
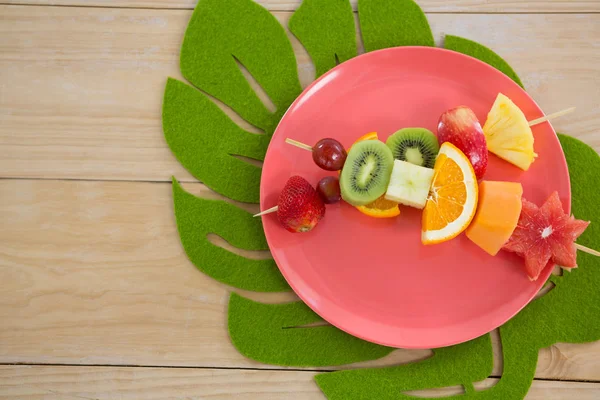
340;140;394;206
385;128;439;168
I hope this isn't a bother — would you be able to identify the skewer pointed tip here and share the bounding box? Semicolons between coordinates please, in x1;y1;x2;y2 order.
529;107;576;127
253;205;279;217
575;242;600;257
285;138;314;152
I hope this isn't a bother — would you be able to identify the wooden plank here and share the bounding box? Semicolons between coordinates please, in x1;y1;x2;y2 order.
0;179;599;381
2;0;600;13
0;6;599;182
0;366;323;400
0;366;599;400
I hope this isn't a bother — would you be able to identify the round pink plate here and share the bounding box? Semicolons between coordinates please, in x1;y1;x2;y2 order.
260;47;570;349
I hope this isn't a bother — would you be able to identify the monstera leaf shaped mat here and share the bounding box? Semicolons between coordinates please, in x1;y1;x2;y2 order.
162;0;600;398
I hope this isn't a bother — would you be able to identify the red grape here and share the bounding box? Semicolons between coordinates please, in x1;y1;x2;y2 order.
317;176;341;204
312;138;347;171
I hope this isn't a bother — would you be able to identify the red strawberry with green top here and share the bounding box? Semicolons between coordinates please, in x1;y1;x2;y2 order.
277;176;326;233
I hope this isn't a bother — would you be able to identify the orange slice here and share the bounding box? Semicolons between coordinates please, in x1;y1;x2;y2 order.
349;132;401;219
347;131;378;153
354;131;378;142
356;195;401;218
421;142;478;244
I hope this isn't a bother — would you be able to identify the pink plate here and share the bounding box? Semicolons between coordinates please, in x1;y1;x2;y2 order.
260;47;570;349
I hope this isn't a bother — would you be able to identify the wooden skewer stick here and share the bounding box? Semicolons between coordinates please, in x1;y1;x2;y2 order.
254;205;600;257
281;113;600;255
528;107;576;127
285;138;313;152
575;243;600;257
286;108;575;149
253;206;278;217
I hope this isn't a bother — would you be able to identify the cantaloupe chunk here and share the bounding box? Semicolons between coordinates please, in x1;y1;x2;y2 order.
465;181;523;256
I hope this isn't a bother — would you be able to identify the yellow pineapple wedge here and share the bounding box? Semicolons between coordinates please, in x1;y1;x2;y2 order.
483;93;537;171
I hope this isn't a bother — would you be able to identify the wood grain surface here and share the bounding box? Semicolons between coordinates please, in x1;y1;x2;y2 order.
0;0;599;398
0;366;599;400
0;179;599;382
2;0;600;12
1;6;599;183
1;366;599;400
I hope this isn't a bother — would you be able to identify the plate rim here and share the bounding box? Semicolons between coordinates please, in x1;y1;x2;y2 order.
260;45;570;349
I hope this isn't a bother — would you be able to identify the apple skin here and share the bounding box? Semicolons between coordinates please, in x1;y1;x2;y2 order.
437;106;488;179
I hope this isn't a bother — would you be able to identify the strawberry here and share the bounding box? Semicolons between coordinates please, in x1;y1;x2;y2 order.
277;176;326;233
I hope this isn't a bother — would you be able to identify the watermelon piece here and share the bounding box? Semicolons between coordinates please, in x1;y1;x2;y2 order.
503;191;590;281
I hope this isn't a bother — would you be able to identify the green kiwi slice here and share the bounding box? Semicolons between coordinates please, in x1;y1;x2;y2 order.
385;128;439;168
340;140;394;206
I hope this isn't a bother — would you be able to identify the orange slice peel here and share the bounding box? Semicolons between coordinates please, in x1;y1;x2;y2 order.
356;196;401;218
421;142;478;244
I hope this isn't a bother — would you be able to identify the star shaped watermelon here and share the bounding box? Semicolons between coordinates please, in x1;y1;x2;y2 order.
503;191;590;281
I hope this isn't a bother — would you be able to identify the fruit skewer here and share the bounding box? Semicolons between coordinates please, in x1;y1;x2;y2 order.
259;103;577;219
257;105;597;283
259;106;576;217
257;194;600;259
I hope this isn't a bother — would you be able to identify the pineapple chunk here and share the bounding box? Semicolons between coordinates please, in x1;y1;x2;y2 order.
483;93;537;171
385;160;434;209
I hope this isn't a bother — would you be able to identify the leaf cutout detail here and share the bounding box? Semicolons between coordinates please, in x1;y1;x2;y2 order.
289;0;357;78
315;334;492;399
163;78;269;203
172;178;289;292
501;134;600;347
228;293;394;366
180;0;302;133
445;35;524;88
359;0;434;52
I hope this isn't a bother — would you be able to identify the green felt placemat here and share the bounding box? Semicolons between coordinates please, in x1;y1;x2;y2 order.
172;178;289;292
228;293;393;366
359;0;434;51
163;0;600;398
445;35;524;88
315;134;600;399
164;0;303;203
289;0;357;78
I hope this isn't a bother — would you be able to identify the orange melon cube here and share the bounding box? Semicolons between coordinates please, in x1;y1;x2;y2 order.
466;181;523;256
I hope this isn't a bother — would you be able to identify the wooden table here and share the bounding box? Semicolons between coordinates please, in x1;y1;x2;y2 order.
1;0;599;398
